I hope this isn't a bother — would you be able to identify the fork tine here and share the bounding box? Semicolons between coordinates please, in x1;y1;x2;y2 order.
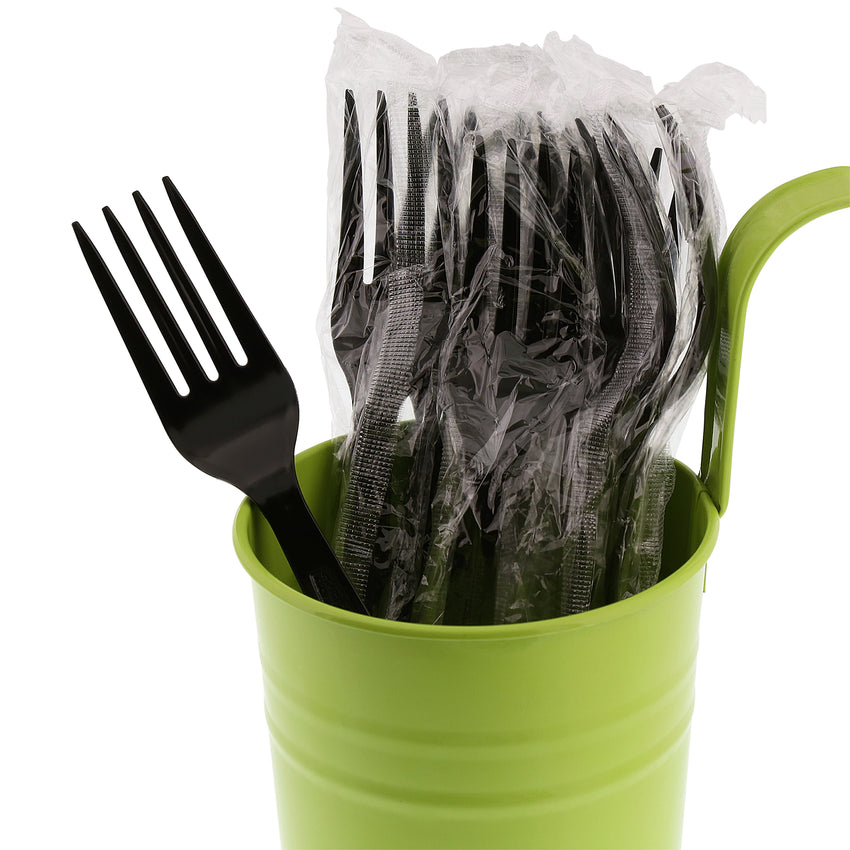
102;206;208;388
428;97;455;288
668;196;679;247
564;144;586;254
536;129;575;343
374;90;394;280
528;131;554;343
433;97;454;242
495;138;520;337
73;221;178;407
463;133;488;302
650;147;663;178
133;190;235;372
335;90;365;309
459;132;489;332
161;176;274;360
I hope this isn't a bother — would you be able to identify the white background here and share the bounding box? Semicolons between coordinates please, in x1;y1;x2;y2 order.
1;2;848;848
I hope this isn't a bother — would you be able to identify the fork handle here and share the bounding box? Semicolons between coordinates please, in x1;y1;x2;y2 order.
252;487;369;616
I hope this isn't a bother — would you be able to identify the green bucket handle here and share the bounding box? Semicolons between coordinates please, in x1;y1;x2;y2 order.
700;166;850;516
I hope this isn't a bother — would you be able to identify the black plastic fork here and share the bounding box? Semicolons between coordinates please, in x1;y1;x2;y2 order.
72;177;369;615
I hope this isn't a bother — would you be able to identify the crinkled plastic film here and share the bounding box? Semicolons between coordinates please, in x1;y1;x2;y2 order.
321;12;765;624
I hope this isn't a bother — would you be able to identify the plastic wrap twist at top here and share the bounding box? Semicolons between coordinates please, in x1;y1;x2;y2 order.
319;11;765;624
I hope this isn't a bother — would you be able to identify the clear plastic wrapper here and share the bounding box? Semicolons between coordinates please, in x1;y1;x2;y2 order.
321;12;765;624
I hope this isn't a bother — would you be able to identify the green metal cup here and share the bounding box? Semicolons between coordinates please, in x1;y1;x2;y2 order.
233;168;849;849
235;448;716;849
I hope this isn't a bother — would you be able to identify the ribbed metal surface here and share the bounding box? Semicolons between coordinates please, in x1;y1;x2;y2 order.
262;666;696;811
254;629;698;847
235;442;719;849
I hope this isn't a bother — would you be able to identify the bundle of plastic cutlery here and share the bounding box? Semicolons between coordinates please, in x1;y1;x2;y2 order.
321;14;765;625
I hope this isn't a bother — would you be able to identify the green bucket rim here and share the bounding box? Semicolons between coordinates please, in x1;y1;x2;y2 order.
233;450;720;642
233;168;850;641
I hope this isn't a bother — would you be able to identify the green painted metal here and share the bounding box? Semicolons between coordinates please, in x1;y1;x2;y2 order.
701;167;850;515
